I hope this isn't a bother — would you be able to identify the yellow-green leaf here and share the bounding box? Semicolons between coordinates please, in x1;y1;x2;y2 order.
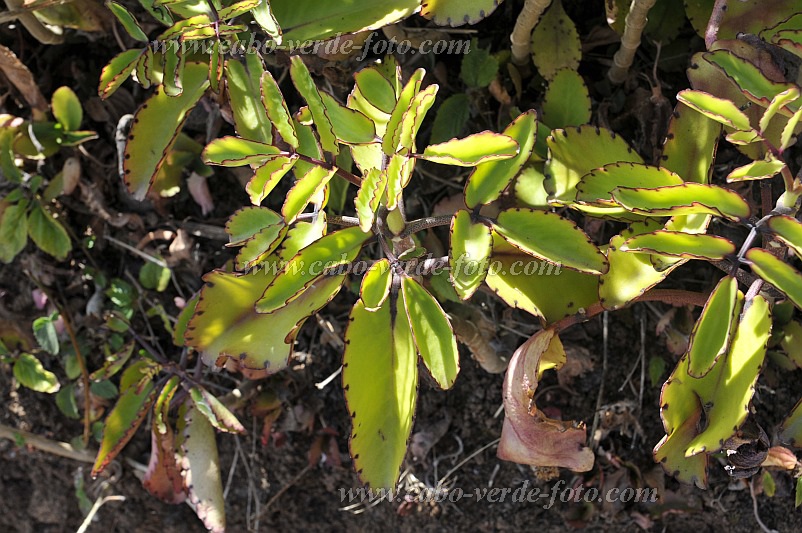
360;258;391;311
449;209;491;299
261;70;298;149
621;231;737;261
282;166;336;222
354;168;386;232
107;1;148;42
610;183;751;222
726;155;786;182
27;204;71;261
246;155;298;206
123;62;209;200
320;91;376;145
202;136;282;167
289;56;337;154
189;386;246;434
493;208;608;275
344;298;417;489
677;89;753;131
256;226;369;313
181;403;225;533
225;56;272;144
401;276;459;389
14;352;59;393
687;276;742;378
420;131;518;166
766;215;802;259
747;247;802;310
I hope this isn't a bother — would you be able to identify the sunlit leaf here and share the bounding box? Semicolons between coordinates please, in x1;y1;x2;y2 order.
246;155;298;205
420;131;518;166
677;89;753;131
382;69;425;155
545;124;643;203
486;232;600;324
260;70;298;149
687;276;741;378
492;208;608;275
107;1;148;42
726;154;786;182
225;56;272;144
449;209;491;300
621;231;737;261
202;136;282;167
660;102;721;184
226;206;283;245
185;267;344;379
189;386;246;434
420;0;502;26
123;62;209;200
360;258;391;311
0;200;29;264
401;276;459;389
320;92;376;145
255;227;369;313
344;298;417;489
289;56;337;154
747;247;802;310
610;183;751;222
766;215;802;260
354;168;386;232
354;66;396;114
282;166;336;222
13;353;59;393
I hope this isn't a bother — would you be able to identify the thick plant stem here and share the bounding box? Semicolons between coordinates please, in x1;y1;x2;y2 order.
705;0;729;49
608;0;657;84
510;0;553;66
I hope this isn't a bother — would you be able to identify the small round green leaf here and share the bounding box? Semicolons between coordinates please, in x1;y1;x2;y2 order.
51;87;82;131
14;353;59;393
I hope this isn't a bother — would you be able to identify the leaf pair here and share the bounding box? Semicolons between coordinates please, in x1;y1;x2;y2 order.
654;280;770;488
345;270;459;488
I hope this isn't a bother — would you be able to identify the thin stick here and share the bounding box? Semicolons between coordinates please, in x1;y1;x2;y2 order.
437;438;500;487
0;423;95;463
749;478;779;533
608;0;658;84
510;0;553;65
76;495;126;533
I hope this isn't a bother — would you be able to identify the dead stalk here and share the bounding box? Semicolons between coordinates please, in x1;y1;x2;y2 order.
608;0;657;84
510;0;553;65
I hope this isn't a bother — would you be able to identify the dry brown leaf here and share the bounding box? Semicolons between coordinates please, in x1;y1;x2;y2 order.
0;44;48;116
497;328;595;471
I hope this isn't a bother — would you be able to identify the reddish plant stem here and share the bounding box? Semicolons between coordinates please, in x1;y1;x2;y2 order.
293;153;362;187
552;288;710;333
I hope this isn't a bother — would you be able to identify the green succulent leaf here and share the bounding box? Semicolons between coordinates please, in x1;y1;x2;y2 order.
260;70;299;149
98;51;140;97
355;168;387;232
270;0;419;42
181;403;226;533
609;183;751;222
492;208;608;275
360;258;391;311
320;92;376;145
382;69;425;155
189;386;246;434
726;155;787;182
92;371;156;476
246;155;298;206
225;57;273;144
107;1;149;42
677;89;753;131
545;125;643;203
123;62;209;200
684;295;770;456
289;56;337;154
621;231;737;261
747;247;802;310
344;298;417;489
27;204;71;261
217;0;260;19
185;267;344;379
760;87;800;133
486;232;600;324
541;69;591;129
256;226;370;314
687;276;742;378
420;131;518;166
420;0;502;26
226;206;283;245
282;166;336;222
530;0;580;81
600;220;682;310
251;0;281;43
14;353;59;393
464;110;537;208
401;276;459;389
766;215;802;259
354;66;397;115
575;163;684;214
449;210;492;300
202;136;283;167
